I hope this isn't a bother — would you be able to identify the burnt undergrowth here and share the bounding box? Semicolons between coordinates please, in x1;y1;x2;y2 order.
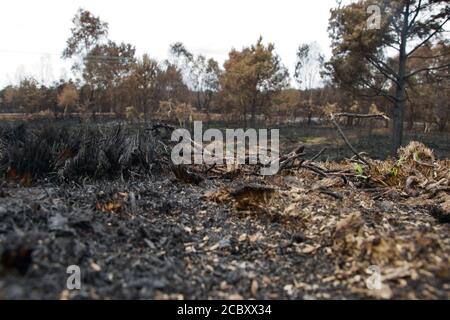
0;121;169;183
0;120;449;299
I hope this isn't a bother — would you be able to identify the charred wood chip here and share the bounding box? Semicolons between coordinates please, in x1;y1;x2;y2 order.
291;232;308;243
220;169;242;180
0;188;8;197
230;184;277;210
171;165;204;185
1;245;33;275
318;188;343;200
430;205;450;224
229;184;275;198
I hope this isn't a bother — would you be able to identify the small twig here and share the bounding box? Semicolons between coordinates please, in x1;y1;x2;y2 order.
269;144;305;173
302;164;328;177
274;144;304;164
330;114;369;166
348;158;367;166
279;152;306;171
203;163;217;174
307;147;327;163
319;187;343;200
413;159;436;168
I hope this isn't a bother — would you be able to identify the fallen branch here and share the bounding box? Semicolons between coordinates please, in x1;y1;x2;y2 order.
203;163;217;174
267;144;305;173
302;164;328;177
318;187;343;200
279;152;306;171
330;114;370;166
306;147;327;164
333;112;390;121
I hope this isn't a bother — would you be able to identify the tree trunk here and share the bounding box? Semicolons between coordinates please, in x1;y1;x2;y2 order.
64;104;69;117
307;109;313;126
346;116;354;127
197;91;202;111
250;95;257;128
250;105;256;128
392;2;410;155
242;104;248;129
438;118;447;132
392;82;406;154
407;111;414;130
143;95;148;124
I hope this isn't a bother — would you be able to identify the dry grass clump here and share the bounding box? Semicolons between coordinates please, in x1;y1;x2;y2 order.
398;141;435;163
365;141;448;194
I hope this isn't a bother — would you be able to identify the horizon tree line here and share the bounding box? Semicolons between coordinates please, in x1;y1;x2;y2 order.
0;3;448;153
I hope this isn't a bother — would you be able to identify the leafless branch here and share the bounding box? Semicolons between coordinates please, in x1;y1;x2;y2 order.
405;63;450;79
407;18;450;57
408;0;423;30
359;78;398;102
306;147;327;163
330;114;370;166
333;112;390;121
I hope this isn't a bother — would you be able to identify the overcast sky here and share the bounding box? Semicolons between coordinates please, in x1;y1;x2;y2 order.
0;0;337;87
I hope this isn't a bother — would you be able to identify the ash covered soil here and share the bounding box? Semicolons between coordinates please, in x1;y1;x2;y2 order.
0;177;344;300
0;173;449;300
0;122;449;299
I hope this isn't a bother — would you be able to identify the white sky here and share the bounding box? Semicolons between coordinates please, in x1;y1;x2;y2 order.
0;0;337;87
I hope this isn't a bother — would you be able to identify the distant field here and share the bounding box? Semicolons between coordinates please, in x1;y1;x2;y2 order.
278;125;450;161
0;112;116;121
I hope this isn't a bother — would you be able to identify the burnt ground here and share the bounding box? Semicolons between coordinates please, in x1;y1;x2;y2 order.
0;172;449;300
0;177;345;300
0;121;449;300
